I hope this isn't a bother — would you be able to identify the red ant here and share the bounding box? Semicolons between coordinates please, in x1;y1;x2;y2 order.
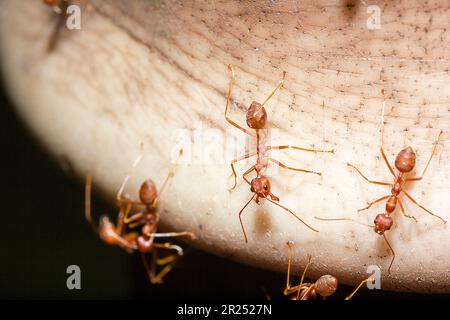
85;146;195;284
225;64;334;242
284;242;374;300
318;90;446;273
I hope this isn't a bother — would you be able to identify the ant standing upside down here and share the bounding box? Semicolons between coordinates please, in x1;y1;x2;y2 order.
225;64;334;242
85;147;195;284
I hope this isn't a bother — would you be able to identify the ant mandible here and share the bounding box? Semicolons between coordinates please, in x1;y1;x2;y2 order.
225;64;334;242
284;242;374;300
85;146;195;284
346;89;446;272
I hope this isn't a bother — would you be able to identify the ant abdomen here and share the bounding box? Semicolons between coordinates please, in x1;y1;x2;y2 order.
139;179;158;205
315;275;338;298
394;146;416;173
246;101;267;129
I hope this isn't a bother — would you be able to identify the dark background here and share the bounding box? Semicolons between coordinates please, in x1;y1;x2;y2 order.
0;75;448;300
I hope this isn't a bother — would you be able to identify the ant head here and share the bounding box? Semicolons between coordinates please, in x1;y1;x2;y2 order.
250;176;279;201
395;146;416;173
374;213;393;235
246;101;267;129
315;275;338;298
139;179;158;206
98;216;118;246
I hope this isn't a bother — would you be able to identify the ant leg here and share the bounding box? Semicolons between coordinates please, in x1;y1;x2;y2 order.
379;89;396;178
152;242;185;255
267;145;334;154
253;70;287;115
265;198;319;232
284;241;303;296
268;158;321;176
397;198;418;222
156;254;179;266
380;147;396;178
357;195;389;213
116;143;145;204
123;212;144;225
225;64;253;136
345;276;375;300
406;130;444;182
151;149;184;208
347;163;391;186
229;152;257;191
242;165;256;185
296;255;312;300
144;231;196;240
116;203;133;235
299;284;315;300
383;234;395;274
238;194;257;243
85;176;98;232
402;190;447;224
141;252;177;284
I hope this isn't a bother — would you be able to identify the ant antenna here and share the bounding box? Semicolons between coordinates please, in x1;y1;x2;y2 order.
253;71;287;116
380;89;387;148
238;194;256;243
152;149;184;208
225;64;236;118
296;255;312;300
383;234;395;274
117;143;145;201
345;275;375;300
417;130;444;180
266;198;319;233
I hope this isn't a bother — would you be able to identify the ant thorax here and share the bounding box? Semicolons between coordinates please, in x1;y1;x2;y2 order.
254;129;270;174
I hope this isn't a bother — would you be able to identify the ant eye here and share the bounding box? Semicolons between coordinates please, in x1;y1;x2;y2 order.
263;184;268;190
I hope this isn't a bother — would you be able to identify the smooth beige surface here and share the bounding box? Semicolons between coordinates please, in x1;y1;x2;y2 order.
1;0;450;293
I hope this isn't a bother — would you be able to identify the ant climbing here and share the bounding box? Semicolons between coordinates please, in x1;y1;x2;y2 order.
85;146;195;284
225;64;334;242
318;89;446;273
284;242;374;300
